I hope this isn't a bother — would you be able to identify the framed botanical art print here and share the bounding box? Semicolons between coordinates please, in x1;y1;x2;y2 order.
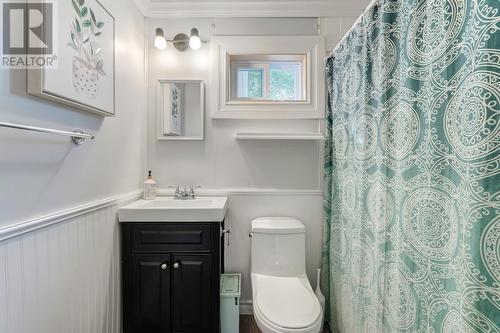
28;0;115;116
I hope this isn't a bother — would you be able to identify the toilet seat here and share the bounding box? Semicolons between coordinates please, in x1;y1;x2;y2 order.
252;274;322;332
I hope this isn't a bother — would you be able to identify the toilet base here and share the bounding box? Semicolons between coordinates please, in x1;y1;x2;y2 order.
253;304;323;333
250;273;323;333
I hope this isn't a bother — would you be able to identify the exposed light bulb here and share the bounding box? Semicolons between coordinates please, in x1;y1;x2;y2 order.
189;28;202;50
189;36;201;50
154;28;167;50
155;36;167;49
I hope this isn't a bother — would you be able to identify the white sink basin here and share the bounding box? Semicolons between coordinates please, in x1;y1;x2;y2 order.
119;197;228;222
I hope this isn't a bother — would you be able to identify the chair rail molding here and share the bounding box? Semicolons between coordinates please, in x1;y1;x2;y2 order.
0;191;142;241
156;188;323;197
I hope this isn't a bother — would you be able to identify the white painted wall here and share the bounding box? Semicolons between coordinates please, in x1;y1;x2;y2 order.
0;0;145;332
321;16;359;52
0;0;146;226
146;17;356;305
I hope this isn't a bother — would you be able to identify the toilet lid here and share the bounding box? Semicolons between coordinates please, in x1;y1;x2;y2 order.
255;276;321;329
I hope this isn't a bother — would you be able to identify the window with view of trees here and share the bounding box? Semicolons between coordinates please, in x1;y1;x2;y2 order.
229;54;306;102
236;68;263;98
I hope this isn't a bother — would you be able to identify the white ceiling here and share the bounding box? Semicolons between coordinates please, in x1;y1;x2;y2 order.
135;0;370;18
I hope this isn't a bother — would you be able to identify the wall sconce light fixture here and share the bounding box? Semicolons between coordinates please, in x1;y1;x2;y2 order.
154;27;205;51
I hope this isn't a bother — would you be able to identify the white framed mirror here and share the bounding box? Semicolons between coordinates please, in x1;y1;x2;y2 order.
157;79;204;140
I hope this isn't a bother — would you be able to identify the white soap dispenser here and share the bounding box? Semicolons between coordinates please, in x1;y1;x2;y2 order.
143;170;156;200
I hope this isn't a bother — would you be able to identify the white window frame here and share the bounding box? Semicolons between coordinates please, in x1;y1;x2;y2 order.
211;35;325;119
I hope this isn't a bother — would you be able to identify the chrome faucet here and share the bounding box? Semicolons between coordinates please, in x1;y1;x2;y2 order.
174;186;198;200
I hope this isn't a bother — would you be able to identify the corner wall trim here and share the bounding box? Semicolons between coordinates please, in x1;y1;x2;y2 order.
0;191;142;242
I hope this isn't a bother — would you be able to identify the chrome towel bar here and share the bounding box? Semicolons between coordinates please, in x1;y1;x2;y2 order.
0;121;95;145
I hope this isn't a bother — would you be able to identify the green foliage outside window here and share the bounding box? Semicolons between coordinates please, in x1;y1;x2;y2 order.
270;69;296;100
246;70;263;98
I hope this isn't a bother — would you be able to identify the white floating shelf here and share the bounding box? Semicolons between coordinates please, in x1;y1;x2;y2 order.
235;132;324;140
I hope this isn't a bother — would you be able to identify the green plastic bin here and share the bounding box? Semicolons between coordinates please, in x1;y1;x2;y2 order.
220;273;241;333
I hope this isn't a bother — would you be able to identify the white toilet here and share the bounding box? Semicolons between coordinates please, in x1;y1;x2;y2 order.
250;217;323;333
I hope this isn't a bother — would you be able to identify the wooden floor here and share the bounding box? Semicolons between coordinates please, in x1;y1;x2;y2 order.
239;315;331;333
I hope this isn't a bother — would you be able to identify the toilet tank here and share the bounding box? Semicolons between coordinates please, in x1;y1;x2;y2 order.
251;217;306;277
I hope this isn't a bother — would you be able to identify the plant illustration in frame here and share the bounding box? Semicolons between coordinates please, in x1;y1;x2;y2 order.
27;0;115;116
67;0;105;99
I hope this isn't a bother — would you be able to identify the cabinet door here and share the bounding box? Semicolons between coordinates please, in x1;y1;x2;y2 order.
132;256;171;332
172;254;212;332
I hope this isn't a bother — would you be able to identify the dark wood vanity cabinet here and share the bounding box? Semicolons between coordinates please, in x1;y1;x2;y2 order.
131;255;172;331
122;222;223;333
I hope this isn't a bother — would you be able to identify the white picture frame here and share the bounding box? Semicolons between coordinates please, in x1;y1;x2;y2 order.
27;0;115;117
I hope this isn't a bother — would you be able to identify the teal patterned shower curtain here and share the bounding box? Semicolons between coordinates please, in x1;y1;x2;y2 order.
321;0;500;332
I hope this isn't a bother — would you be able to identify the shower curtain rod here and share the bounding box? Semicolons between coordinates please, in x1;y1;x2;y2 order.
0;121;95;145
326;0;379;59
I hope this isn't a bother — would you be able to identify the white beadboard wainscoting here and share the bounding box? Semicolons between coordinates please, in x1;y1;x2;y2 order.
0;192;140;333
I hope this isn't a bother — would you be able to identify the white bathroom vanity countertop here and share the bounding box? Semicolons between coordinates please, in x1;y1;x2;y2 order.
118;197;228;222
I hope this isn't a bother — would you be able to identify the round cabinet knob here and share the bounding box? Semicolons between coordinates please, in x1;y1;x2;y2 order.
161;263;167;270
173;262;180;269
